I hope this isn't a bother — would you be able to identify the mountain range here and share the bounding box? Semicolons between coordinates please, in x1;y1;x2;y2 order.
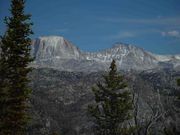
1;35;179;134
31;36;180;72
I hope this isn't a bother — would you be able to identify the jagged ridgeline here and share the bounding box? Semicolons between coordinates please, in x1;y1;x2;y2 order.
31;36;180;72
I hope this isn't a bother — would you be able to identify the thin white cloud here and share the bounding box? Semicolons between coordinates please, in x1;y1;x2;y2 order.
109;32;137;40
108;28;161;40
161;30;180;38
98;16;180;26
53;28;69;33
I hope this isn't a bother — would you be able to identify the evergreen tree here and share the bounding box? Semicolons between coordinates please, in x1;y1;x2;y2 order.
177;78;180;100
177;79;180;86
0;0;33;134
51;132;59;135
88;60;133;135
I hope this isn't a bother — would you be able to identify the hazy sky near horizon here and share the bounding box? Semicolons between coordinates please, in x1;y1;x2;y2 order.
0;0;180;54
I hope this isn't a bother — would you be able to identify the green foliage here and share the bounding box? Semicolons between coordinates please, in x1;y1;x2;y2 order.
0;0;33;134
177;79;180;100
51;132;59;135
177;79;180;86
88;60;133;135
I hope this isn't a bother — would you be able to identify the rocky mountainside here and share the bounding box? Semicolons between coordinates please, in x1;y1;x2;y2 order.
31;36;180;71
1;36;179;134
28;68;180;135
83;44;158;70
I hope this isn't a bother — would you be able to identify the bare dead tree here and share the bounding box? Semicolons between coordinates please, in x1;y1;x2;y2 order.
132;88;168;135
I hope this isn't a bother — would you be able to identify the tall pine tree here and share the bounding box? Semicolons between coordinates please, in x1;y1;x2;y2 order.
88;60;133;135
0;0;33;134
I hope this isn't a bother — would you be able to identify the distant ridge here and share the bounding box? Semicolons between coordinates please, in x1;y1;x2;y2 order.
31;36;180;72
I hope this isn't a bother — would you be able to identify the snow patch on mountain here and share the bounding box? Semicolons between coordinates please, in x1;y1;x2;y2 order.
154;54;180;61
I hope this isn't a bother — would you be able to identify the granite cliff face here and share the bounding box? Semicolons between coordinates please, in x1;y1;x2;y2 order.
31;36;82;60
31;36;180;71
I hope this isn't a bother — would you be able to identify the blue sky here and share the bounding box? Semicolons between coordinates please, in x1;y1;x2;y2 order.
0;0;180;54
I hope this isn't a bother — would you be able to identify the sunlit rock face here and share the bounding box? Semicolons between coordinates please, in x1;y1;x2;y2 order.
31;36;82;60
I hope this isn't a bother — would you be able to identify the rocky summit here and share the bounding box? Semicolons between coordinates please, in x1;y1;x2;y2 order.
31;36;82;60
31;36;180;72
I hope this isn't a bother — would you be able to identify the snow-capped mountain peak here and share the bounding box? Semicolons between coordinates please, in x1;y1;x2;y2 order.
31;36;180;72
